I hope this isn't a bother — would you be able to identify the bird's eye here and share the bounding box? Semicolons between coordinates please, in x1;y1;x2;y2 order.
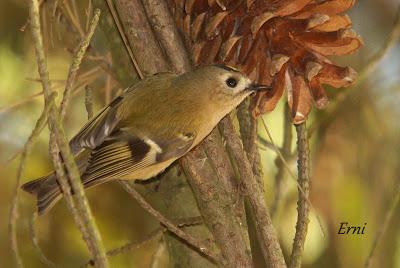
226;77;238;88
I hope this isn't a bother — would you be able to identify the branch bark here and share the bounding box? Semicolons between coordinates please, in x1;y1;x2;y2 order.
219;117;286;268
28;2;108;267
289;123;311;268
181;146;253;267
141;0;192;74
113;0;170;76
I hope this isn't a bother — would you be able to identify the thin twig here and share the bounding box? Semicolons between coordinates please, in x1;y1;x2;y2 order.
60;8;100;119
364;181;400;268
271;104;293;217
261;118;325;239
118;181;221;264
29;212;56;267
84;228;164;267
257;136;281;151
8;92;56;268
107;228;163;257
48;137;94;258
289;123;311;268
84;216;203;267
29;1;109;266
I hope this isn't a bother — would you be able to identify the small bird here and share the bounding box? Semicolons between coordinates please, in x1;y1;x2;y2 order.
22;65;269;214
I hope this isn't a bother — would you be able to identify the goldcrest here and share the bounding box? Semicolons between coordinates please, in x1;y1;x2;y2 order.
22;65;269;214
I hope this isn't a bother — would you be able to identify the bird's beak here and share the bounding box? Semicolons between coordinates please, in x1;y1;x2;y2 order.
247;83;271;92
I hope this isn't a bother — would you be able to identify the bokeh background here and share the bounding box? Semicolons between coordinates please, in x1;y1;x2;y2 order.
1;0;399;267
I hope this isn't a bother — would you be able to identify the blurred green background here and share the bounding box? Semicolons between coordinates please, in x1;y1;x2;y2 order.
1;0;399;267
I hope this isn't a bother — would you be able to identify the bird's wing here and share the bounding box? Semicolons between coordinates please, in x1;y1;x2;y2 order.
69;95;124;154
69;73;176;154
81;130;195;186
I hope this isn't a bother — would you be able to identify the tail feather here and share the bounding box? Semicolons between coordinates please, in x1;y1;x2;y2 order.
22;173;62;215
22;150;91;214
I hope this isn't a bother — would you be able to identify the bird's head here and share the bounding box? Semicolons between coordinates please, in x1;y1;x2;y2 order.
177;65;270;111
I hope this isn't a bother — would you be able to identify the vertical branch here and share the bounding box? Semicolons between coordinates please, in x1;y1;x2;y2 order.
237;98;264;188
141;0;192;74
47;138;96;260
29;1;109;267
181;147;253;267
219;117;286;268
290;122;311;268
113;0;170;76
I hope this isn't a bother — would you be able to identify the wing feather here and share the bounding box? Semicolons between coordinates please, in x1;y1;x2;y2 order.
69;96;123;153
80;131;196;186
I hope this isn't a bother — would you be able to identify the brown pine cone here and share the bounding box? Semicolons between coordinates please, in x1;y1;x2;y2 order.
168;0;363;123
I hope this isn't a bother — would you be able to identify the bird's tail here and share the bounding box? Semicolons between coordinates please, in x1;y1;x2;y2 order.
21;150;92;215
21;173;62;215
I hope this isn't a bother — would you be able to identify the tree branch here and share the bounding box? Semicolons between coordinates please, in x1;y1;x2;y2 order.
114;0;169;76
118;181;220;264
289;123;311;268
237;99;264;190
28;1;108;266
85;228;164;267
141;0;192;74
85;216;204;266
219;117;286;268
181;147;253;267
